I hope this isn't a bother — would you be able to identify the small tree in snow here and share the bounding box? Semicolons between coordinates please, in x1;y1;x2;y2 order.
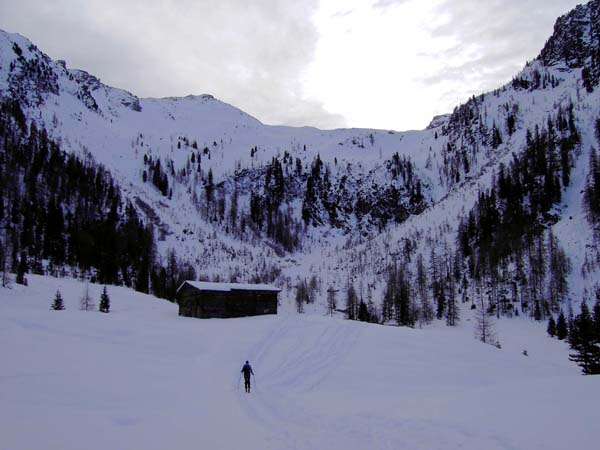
346;283;358;320
569;301;600;375
99;286;110;313
358;300;371;322
51;290;65;310
556;310;569;340
474;297;497;345
547;316;557;337
79;283;94;311
295;280;307;314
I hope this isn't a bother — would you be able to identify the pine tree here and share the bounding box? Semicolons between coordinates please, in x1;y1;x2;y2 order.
474;297;497;345
435;281;446;320
229;184;239;233
358;300;369;322
16;252;27;285
99;286;110;313
569;302;600;374
416;253;433;325
0;239;10;287
346;283;358;320
569;343;600;375
295;280;307;314
308;275;319;304
556;310;569;340
533;300;542;321
381;269;396;323
583;147;600;224
593;297;600;342
395;265;413;326
491;123;503;148
51;290;65;310
367;297;379;324
204;168;214;217
547;316;557;337
547;230;570;311
445;268;460;326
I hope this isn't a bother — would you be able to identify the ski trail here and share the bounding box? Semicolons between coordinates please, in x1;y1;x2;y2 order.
235;317;361;444
235;317;521;450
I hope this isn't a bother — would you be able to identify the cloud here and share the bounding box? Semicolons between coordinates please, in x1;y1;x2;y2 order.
418;0;581;97
0;0;584;131
0;0;346;129
373;0;411;9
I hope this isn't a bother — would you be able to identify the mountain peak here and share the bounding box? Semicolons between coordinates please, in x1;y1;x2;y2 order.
538;0;600;73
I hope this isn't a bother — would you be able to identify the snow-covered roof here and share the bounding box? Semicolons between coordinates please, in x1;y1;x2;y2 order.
176;280;281;294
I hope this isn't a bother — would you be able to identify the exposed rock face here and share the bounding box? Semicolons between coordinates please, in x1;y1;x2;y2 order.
539;0;600;88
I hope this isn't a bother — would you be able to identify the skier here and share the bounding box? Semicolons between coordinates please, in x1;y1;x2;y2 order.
241;360;254;393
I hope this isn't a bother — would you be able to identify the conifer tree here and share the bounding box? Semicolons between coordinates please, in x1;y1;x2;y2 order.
358;300;369;322
547;316;557;337
547;230;570;311
367;297;379;324
16;252;27;285
556;310;569;340
445;270;460;326
346;283;358;321
295;280;307;314
381;269;396;323
593;297;600;342
204;168;214;217
51;290;65;310
569;302;600;374
533;300;543;321
584;147;600;223
435;281;446;320
416;253;433;325
395;265;413;326
99;286;110;313
0;239;8;288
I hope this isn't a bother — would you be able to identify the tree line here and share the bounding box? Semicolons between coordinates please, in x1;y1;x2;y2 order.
547;296;600;375
457;105;578;321
0;100;191;301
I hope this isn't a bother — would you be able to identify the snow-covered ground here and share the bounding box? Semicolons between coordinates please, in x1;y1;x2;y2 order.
1;275;597;450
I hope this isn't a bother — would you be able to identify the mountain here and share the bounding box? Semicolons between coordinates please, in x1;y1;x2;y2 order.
0;1;599;336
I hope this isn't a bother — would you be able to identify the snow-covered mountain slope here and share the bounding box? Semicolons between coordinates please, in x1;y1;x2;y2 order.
0;26;435;276
1;0;600;318
1;274;597;450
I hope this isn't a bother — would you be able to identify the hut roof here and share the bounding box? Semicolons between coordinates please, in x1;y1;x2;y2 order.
176;280;281;294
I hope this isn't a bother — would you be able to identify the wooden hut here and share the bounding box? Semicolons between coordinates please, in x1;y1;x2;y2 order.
176;281;280;319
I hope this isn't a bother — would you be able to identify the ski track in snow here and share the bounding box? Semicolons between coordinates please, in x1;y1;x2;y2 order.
235;317;518;450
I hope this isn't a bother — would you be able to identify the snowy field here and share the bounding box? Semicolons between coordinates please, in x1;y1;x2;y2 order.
1;275;598;450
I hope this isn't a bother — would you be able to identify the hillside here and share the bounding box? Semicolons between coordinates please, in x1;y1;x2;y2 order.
1;274;598;450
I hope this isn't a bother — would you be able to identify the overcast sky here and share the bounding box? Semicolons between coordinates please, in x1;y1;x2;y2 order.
0;0;582;131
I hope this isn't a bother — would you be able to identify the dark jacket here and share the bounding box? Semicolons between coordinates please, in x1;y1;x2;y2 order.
241;363;254;377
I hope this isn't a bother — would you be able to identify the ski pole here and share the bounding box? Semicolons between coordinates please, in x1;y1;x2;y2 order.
237;372;242;391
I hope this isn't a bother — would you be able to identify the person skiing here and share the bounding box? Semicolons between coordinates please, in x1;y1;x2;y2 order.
241;360;254;393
